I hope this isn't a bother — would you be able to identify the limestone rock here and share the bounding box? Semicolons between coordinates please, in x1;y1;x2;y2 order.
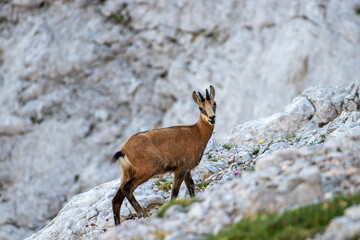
227;84;359;146
25;180;165;240
24;87;360;239
1;0;360;239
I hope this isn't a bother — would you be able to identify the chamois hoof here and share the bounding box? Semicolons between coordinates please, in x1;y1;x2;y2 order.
138;211;150;219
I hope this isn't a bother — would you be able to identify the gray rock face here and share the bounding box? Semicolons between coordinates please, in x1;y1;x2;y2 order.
24;179;167;240
1;0;360;239
25;82;360;240
227;83;360;146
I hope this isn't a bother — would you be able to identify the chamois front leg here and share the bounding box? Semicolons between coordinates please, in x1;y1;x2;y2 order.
171;170;187;199
184;171;195;197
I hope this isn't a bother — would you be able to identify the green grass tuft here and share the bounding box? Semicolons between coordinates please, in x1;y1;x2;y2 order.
207;191;360;240
30;116;44;124
73;174;80;183
222;144;232;150
197;180;212;189
155;178;172;192
307;115;313;120
157;198;198;218
252;149;260;155
286;135;296;140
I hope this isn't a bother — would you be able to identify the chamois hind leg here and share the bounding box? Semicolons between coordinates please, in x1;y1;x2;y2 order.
112;163;136;226
171;170;187;200
112;187;125;226
121;172;152;218
112;168;133;226
184;171;195;197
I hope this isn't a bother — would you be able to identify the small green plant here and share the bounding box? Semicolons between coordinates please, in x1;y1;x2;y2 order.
209;159;218;162
197;180;211;189
355;5;360;15
286;135;296;140
318;122;329;128
252;149;260;155
30;116;44;124
208;191;360;240
155;178;166;185
155;178;172;192
296;137;301;142
157;198;198;218
308;140;316;146
29;226;37;231
98;4;132;27
108;13;130;25
30;116;36;124
74;174;80;183
307;115;313;120
222;144;232;150
267;141;274;147
208;154;212;159
160;182;172;192
318;134;326;143
248;166;255;172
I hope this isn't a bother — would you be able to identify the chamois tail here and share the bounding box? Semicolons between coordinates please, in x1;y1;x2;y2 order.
111;151;124;164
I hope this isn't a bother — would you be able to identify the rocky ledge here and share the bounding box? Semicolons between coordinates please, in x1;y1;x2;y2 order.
27;83;360;240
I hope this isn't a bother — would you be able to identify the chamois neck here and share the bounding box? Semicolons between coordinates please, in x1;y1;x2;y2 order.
195;113;214;143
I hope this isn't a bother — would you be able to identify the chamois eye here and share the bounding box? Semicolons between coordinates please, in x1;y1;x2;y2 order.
199;107;203;111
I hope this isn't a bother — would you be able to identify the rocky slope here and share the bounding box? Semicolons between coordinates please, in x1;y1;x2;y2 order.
26;83;360;240
1;0;360;239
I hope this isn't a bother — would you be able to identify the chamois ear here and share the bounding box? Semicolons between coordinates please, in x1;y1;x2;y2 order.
192;91;200;104
210;85;215;99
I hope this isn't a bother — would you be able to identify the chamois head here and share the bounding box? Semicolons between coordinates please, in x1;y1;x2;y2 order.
192;85;216;125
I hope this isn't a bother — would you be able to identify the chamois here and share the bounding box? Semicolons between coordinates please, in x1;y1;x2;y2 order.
111;85;216;225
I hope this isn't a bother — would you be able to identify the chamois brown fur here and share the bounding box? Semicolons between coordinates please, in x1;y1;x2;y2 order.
111;86;216;226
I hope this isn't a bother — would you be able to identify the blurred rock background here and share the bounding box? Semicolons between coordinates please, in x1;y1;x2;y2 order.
0;0;359;239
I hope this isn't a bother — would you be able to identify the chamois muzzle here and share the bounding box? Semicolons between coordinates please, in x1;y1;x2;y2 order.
209;115;216;124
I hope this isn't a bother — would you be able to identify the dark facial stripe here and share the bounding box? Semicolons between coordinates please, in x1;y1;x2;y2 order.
199;107;208;116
